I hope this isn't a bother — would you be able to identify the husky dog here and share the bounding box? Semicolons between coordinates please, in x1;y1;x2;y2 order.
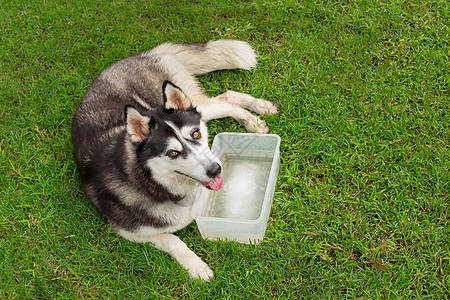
71;40;278;281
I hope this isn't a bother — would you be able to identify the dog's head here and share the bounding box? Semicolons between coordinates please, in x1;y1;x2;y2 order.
125;81;223;193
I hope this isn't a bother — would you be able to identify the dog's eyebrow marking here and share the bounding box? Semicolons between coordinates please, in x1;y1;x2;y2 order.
180;126;196;139
166;137;183;152
164;121;194;154
165;121;187;141
180;126;201;146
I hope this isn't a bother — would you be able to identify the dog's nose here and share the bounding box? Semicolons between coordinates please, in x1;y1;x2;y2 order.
206;163;222;179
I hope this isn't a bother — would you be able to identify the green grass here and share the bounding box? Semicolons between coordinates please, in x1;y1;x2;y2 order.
1;0;449;298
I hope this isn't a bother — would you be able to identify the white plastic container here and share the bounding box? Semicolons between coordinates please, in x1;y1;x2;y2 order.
192;133;281;244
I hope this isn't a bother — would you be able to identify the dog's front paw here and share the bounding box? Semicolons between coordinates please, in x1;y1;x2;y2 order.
186;260;214;282
242;115;270;133
265;100;279;115
254;98;279;115
253;119;270;133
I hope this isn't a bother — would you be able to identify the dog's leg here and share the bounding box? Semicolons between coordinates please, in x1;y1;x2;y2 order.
215;90;278;115
196;100;270;133
118;231;213;281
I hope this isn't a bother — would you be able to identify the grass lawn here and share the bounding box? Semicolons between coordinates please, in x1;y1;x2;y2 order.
1;0;449;298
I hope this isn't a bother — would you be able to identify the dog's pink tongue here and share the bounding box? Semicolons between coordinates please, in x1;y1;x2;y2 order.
202;175;223;191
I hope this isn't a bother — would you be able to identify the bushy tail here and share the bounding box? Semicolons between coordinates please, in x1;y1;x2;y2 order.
150;40;257;75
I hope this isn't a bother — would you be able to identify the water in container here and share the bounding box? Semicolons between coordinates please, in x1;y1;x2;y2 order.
203;149;273;220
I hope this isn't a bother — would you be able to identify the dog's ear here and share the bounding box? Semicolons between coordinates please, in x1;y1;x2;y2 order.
163;81;192;110
125;105;150;143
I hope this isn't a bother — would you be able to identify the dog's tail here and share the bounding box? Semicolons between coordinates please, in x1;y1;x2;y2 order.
150;40;257;75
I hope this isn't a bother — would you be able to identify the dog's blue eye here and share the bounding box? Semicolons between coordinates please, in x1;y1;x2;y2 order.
167;150;179;158
192;130;200;139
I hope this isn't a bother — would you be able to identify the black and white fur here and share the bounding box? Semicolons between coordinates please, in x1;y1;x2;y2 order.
71;40;278;281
